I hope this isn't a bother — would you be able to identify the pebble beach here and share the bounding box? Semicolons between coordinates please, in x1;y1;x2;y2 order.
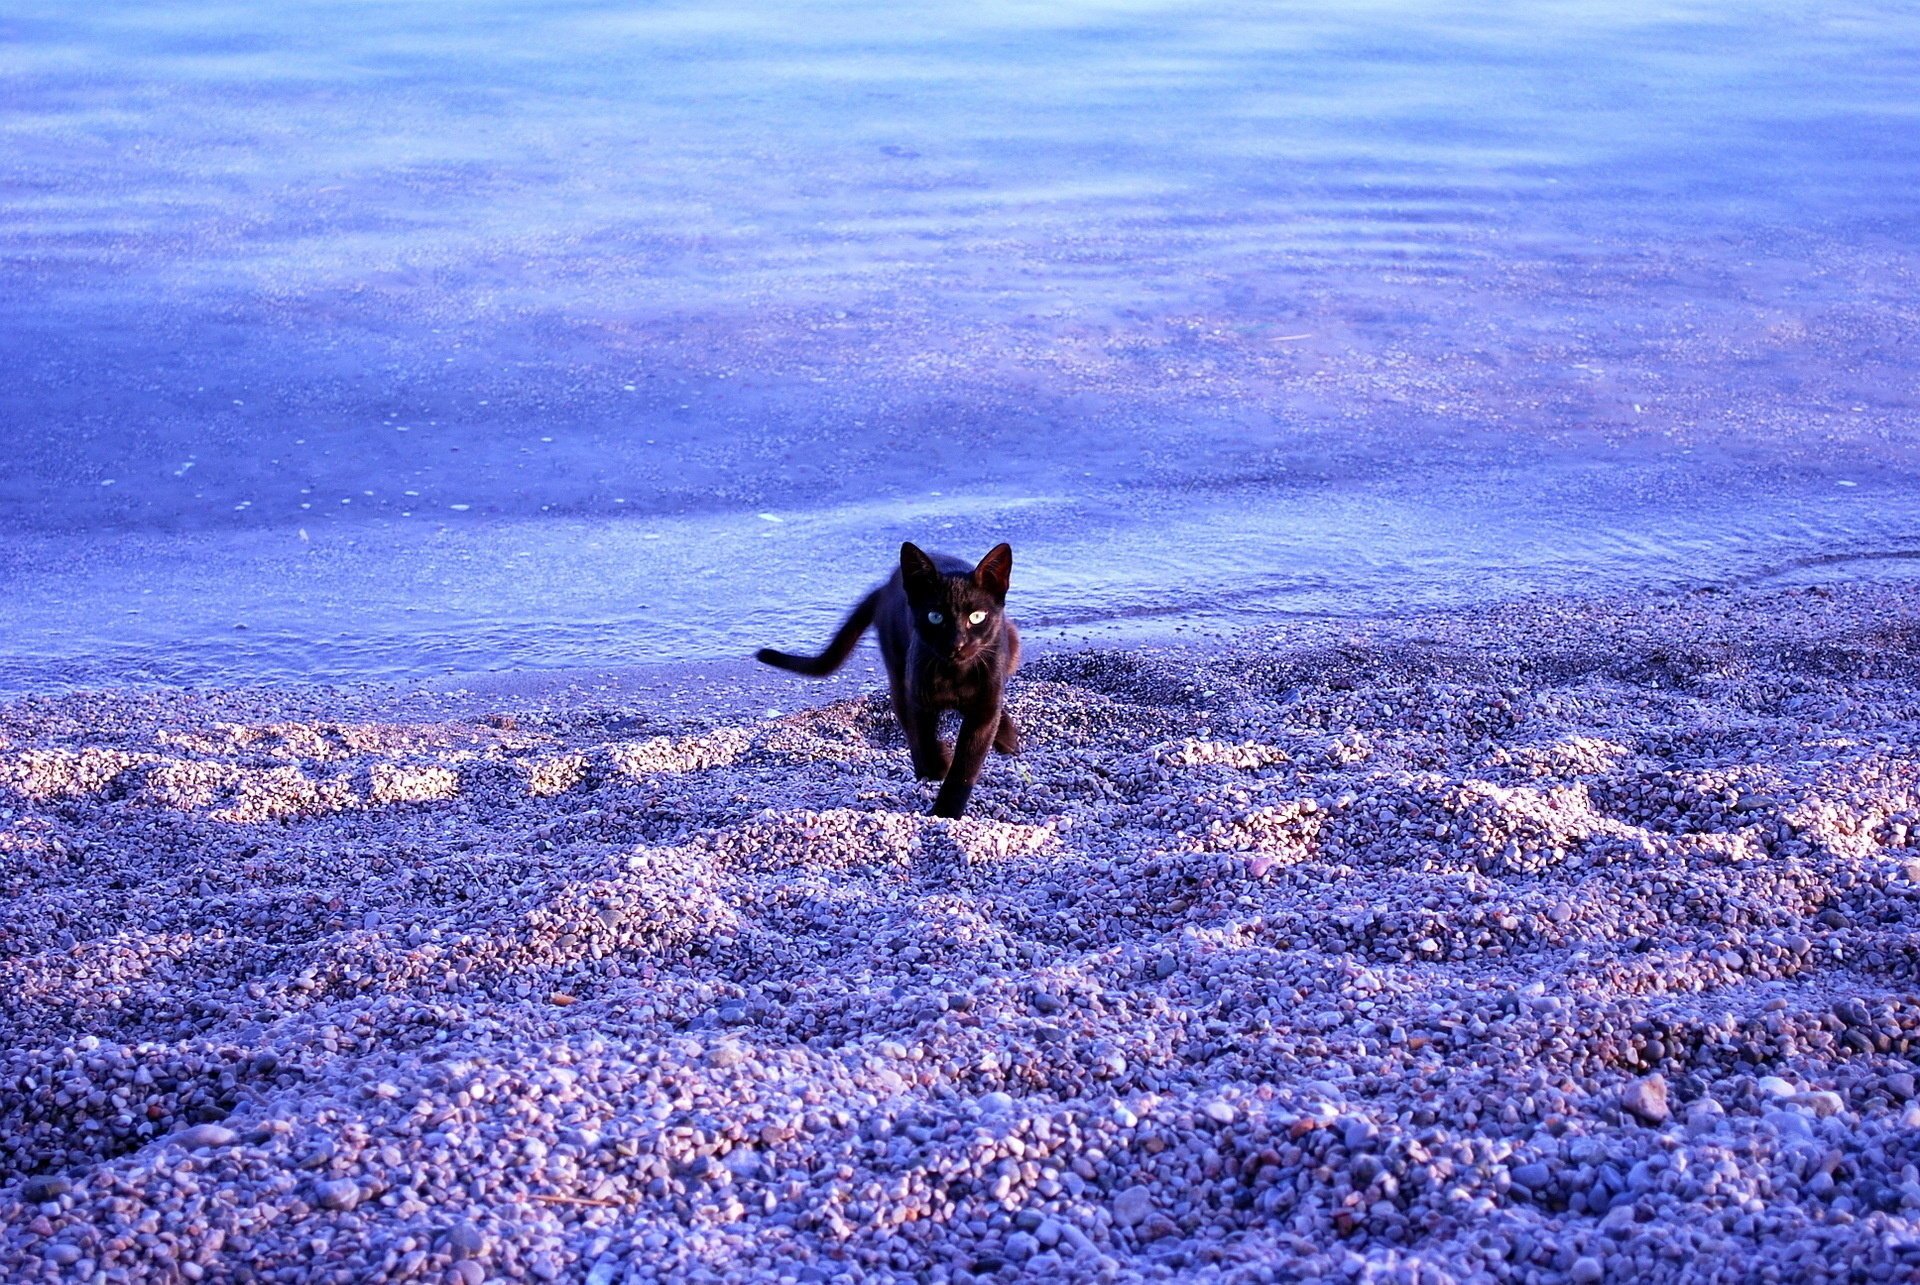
5;580;1920;1283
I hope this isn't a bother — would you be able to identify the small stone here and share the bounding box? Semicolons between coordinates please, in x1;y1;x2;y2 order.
979;1091;1015;1116
1032;992;1064;1015
170;1124;238;1150
1758;1076;1797;1099
1620;1074;1669;1124
706;1040;747;1068
1036;1219;1064;1248
595;904;623;931
21;1176;71;1203
446;1223;487;1259
1548;901;1574;925
1685;1099;1725;1134
1113;1184;1154;1227
1888;1072;1916;1101
1153;956;1178;980
1570;1255;1603;1283
451;1262;485;1285
1203;1100;1236;1125
1764;1110;1813;1142
1511;1161;1553;1192
1005;1232;1039;1261
314;1178;361;1211
1790;1090;1845;1117
47;1244;81;1267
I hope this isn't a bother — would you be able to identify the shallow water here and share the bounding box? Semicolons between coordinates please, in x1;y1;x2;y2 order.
3;0;1918;692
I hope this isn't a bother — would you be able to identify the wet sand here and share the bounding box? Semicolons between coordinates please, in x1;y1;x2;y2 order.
4;580;1920;1282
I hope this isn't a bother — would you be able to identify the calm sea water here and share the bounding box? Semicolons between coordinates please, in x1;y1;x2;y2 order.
3;0;1918;692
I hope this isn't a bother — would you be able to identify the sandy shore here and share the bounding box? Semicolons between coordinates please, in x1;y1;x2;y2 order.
4;581;1920;1283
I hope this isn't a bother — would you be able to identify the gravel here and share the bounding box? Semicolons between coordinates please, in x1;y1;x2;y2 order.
3;580;1920;1282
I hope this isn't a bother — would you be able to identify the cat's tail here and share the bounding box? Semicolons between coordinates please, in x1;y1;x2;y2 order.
755;590;879;677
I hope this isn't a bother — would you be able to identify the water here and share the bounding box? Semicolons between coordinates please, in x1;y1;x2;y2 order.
4;0;1919;692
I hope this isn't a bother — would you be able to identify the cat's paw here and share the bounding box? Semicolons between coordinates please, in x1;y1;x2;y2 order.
930;794;969;819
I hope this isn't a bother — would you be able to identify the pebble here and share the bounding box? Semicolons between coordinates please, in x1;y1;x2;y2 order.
1620;1074;1670;1124
1511;1161;1552;1191
1791;1090;1846;1117
20;1176;71;1203
313;1179;361;1211
1113;1186;1155;1227
169;1124;237;1150
446;1223;488;1258
1764;1110;1813;1142
1570;1255;1604;1283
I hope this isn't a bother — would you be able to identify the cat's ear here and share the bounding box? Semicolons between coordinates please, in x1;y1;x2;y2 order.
900;542;939;590
973;543;1012;600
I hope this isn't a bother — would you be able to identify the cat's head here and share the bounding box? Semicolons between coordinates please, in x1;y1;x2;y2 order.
901;541;1011;664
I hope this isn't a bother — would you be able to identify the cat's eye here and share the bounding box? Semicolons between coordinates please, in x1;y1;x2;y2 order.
926;611;944;624
968;611;988;625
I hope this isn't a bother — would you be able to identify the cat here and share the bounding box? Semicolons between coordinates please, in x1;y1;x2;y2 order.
756;542;1021;818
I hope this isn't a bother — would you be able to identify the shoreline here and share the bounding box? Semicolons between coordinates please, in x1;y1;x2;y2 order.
4;578;1920;1282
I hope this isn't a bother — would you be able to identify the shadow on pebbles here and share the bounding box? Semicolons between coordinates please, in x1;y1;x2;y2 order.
4;582;1920;1283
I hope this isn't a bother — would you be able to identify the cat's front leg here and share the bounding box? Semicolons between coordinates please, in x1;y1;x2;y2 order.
904;703;951;780
932;713;997;818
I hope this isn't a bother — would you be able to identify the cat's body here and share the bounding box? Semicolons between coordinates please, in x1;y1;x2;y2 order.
756;542;1021;818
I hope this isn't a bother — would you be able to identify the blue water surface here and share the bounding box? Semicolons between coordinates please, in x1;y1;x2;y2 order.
3;0;1918;690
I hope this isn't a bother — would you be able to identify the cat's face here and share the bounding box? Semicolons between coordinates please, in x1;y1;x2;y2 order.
901;542;1012;664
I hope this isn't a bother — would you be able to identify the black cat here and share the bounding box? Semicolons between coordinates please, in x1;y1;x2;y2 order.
756;542;1021;818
